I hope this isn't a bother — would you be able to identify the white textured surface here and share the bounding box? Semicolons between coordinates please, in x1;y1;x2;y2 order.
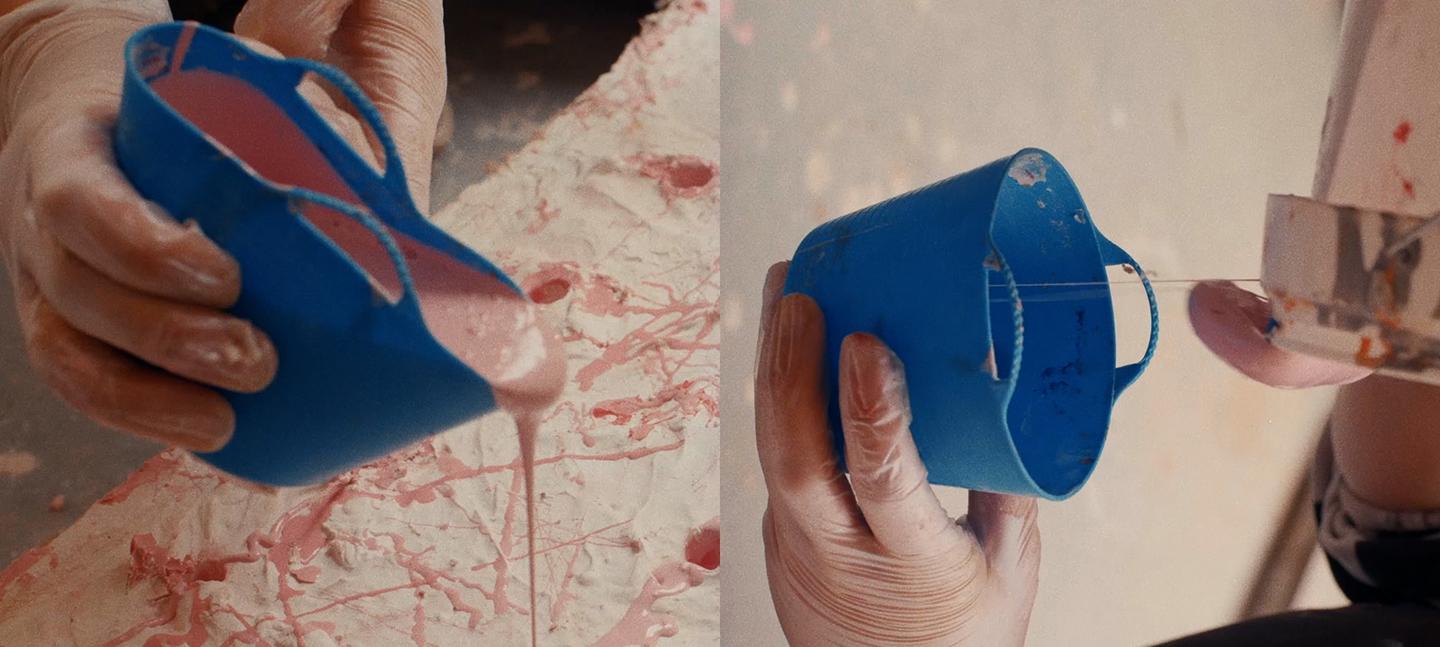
0;3;718;645
721;2;1348;645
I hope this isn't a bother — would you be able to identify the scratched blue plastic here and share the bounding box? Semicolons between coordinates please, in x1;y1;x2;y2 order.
784;149;1158;500
113;23;520;486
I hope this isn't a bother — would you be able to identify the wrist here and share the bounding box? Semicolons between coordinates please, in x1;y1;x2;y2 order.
1332;376;1440;511
0;0;168;144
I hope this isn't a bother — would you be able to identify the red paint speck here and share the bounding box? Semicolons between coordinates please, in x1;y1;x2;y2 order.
526;198;560;235
637;154;717;199
527;278;571;304
194;561;228;582
684;521;720;570
666;161;715;189
1403;178;1415;198
1394;121;1412;144
521;263;582;304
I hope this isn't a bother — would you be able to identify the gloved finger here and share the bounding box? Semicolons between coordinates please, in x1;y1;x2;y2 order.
755;260;788;362
18;215;277;393
1189;281;1370;388
838;332;962;556
754;292;864;530
434;99;454;153
966;490;1040;585
228;33;287;60
329;0;447;208
228;34;381;171
963;492;1040;646
293;75;382;170
234;0;351;61
12;270;234;452
30;117;240;309
237;0;446;210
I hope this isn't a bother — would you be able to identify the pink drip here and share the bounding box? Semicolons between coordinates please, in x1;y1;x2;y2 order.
592;379;717;441
571;265;719;392
589;562;708;647
518;413;542;647
411;600;428;646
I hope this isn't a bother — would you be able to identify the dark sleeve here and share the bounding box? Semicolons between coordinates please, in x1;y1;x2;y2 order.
1312;425;1440;608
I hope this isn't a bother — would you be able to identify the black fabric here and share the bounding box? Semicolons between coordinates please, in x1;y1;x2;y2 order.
169;0;245;31
1154;604;1440;647
1314;502;1440;607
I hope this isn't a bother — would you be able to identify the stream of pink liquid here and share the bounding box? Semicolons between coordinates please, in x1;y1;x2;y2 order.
152;54;565;646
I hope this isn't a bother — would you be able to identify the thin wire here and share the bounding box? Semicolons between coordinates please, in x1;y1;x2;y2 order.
983;278;1261;303
987;277;1260;289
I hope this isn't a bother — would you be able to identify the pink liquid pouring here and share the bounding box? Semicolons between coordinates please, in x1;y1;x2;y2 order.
153;52;566;646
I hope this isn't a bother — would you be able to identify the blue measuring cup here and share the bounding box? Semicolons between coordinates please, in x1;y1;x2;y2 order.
113;22;535;486
784;148;1158;500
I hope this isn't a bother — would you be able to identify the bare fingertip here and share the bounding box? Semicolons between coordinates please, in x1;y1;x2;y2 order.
1190;281;1271;330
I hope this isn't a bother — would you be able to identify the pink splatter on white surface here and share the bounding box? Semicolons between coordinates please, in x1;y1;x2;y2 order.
0;3;718;645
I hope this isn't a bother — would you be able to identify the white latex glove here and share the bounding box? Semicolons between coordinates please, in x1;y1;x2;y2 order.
755;261;1042;647
234;0;446;210
0;0;278;451
0;0;447;452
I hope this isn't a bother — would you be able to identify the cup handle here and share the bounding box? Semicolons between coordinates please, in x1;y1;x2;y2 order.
287;186;421;314
276;57;414;203
1096;233;1158;400
989;243;1025;386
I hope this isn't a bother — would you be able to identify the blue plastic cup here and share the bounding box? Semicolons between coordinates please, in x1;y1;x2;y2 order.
114;23;528;486
783;149;1158;500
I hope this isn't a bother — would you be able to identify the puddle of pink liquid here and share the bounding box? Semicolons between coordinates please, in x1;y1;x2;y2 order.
683;518;720;571
152;54;566;646
591;561;707;647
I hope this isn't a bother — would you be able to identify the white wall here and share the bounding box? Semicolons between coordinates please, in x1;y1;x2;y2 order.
720;2;1349;645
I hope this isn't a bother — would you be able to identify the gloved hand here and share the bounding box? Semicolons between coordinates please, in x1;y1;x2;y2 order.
234;0;446;211
1188;281;1371;387
754;261;1042;647
0;0;278;452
